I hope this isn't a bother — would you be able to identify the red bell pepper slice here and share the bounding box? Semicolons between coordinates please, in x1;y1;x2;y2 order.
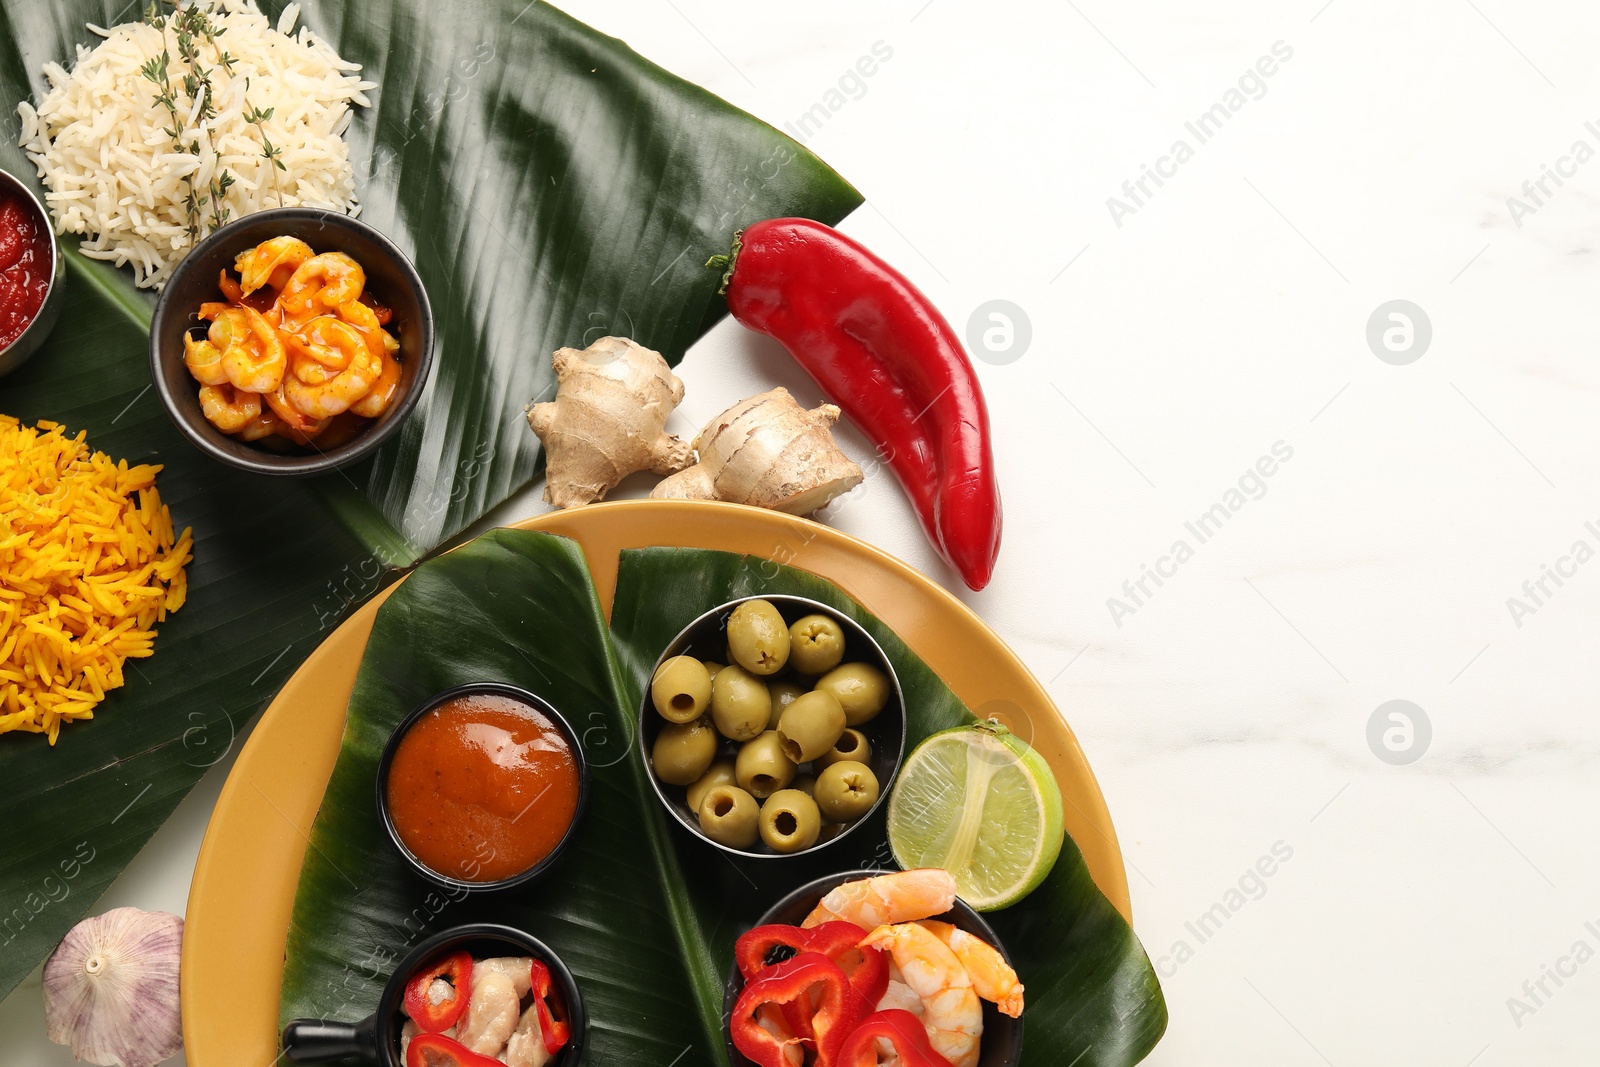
836;935;889;1010
731;951;861;1067
528;958;571;1054
837;1009;953;1067
405;1033;504;1067
736;923;815;979
402;950;473;1033
735;922;862;976
733;922;888;1044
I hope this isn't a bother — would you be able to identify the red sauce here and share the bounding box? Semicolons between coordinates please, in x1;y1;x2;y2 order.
386;692;580;883
0;191;52;349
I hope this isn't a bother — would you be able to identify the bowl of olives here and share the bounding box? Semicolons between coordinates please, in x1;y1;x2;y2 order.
639;595;906;859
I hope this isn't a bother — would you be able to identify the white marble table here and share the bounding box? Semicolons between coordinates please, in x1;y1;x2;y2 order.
10;1;1600;1063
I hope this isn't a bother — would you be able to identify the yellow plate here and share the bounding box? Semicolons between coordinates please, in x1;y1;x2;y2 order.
181;500;1130;1066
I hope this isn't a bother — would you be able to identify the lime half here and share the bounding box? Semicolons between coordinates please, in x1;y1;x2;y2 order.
887;721;1064;910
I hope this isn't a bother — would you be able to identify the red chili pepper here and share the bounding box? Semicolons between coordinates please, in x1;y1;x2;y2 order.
713;218;1003;590
404;1033;505;1067
528;958;571;1054
837;1009;953;1067
731;951;861;1067
402;951;473;1033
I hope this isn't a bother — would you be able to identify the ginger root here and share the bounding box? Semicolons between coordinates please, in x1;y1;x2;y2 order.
651;388;863;515
526;336;693;508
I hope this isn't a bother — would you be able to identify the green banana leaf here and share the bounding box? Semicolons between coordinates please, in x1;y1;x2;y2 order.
280;530;1168;1065
0;0;860;996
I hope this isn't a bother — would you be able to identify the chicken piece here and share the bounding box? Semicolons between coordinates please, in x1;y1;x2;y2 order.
473;956;534;998
502;1003;552;1067
400;1019;419;1060
456;970;520;1057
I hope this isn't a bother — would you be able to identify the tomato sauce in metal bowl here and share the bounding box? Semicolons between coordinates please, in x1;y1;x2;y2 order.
0;189;53;350
383;688;582;885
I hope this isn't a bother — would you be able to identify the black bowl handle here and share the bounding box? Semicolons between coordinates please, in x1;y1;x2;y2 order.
281;1016;382;1064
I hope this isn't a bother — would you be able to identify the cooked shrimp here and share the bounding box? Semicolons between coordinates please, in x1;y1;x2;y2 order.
336;298;395;351
264;380;329;438
876;978;926;1016
198;384;261;433
278;252;365;324
330;299;402;416
802;869;958;930
349;348;401;418
861;922;983;1067
283;317;380;418
234;407;286;443
209;306;286;394
456;969;519;1057
473;957;534;998
183;333;228;385
502;1003;551;1067
286;314;363;381
918;919;1024;1018
235;236;313;295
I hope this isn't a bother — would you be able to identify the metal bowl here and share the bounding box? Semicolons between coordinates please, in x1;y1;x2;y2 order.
0;168;66;379
149;206;433;475
637;594;906;861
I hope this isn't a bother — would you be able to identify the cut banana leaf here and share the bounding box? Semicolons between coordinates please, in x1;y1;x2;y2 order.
280;533;1168;1066
0;0;859;996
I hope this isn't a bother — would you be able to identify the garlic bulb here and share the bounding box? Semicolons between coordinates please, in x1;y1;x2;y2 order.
43;908;184;1067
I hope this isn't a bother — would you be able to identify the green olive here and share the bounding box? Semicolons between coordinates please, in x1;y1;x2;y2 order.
651;717;718;786
698;785;760;848
759;789;822;852
651;655;712;724
735;730;796;799
814;760;880;822
726;599;791;676
686;758;738;815
766;681;806;730
788;614;846;675
777;690;846;763
701;660;727;679
815;662;891;726
710;664;772;742
791;773;816;798
814;728;871;771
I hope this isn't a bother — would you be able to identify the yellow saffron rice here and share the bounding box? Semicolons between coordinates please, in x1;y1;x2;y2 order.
0;416;192;744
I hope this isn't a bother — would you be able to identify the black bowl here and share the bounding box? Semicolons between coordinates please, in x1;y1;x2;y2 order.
149;206;433;474
723;871;1023;1067
281;923;586;1066
639;595;906;861
376;682;590;893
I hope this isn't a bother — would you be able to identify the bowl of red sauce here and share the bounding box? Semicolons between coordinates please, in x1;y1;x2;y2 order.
377;682;589;892
0;169;65;379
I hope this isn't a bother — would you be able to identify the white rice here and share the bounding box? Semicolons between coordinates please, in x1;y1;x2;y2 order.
16;1;376;288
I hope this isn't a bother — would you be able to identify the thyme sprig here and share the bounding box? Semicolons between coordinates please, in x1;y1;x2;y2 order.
139;1;244;245
243;93;286;207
